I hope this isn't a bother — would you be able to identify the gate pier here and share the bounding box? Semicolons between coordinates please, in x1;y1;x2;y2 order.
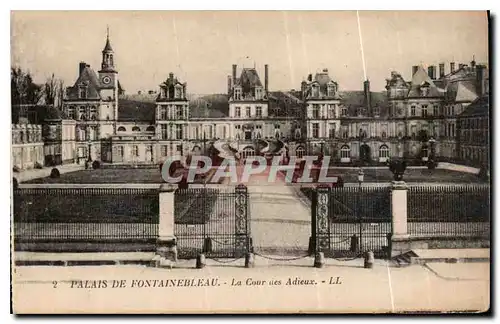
153;183;178;268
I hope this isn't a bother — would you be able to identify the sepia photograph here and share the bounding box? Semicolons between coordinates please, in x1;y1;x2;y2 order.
10;10;491;314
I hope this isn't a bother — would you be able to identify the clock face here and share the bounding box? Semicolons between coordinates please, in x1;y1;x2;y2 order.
102;76;111;85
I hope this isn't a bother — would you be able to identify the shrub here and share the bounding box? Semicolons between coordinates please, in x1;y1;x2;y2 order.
50;168;60;178
12;166;20;173
92;160;101;169
34;162;43;169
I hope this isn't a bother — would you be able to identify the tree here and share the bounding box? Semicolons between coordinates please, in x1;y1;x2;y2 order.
44;73;65;108
11;66;43;106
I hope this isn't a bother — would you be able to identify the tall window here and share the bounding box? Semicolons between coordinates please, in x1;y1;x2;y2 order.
312;104;319;119
329;123;336;138
433;105;439;116
411;105;416;116
161;124;168;139
255;88;263;100
340;145;350;158
90;106;97;120
328;104;336;118
327;84;335;97
117;146;124;159
67;106;75;119
132;145;139;157
411;125;416;139
176;124;183;139
176;105;183;119
421;104;428;117
246;106;251;117
159;107;167;120
79;106;86;120
161;145;168;156
235;107;241;118
312;123;319;138
341;107;347;116
256;106;262;118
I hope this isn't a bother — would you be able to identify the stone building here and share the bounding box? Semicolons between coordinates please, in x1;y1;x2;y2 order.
12;123;44;170
55;31;488;167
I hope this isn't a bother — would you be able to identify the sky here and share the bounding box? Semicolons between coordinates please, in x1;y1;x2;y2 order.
11;11;489;94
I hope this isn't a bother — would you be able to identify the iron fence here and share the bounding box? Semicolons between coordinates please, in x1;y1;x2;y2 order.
408;184;490;238
174;185;251;259
13;187;159;244
313;186;392;258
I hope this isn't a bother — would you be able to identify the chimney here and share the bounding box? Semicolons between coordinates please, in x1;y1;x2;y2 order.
412;65;418;76
459;63;465;70
450;62;455;73
227;75;232;95
232;64;237;83
264;64;269;92
363;80;372;114
79;62;86;75
476;65;485;96
307;74;312;82
428;66;436;80
439;63;445;78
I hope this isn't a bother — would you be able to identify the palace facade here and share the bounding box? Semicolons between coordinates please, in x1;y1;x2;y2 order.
25;33;485;169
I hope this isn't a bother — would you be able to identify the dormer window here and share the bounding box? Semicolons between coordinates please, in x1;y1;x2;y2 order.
312;84;319;97
175;85;182;99
255;87;263;100
79;86;87;99
234;87;242;100
327;84;335;97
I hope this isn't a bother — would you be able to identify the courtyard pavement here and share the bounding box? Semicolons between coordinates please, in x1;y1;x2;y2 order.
14;163;85;183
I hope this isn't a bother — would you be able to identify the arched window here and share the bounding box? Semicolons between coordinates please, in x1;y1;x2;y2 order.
146;126;155;132
379;145;390;158
340;145;350;159
117;126;126;132
296;146;305;159
241;147;255;159
132;126;141;132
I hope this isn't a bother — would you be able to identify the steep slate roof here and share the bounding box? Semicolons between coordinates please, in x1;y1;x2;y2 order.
447;80;478;103
189;94;229;118
234;68;264;97
268;91;303;117
117;99;156;122
407;66;445;98
65;66;102;100
339;91;389;117
459;95;489;117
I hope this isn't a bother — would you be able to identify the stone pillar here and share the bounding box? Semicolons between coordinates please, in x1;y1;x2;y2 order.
153;183;178;268
390;181;410;257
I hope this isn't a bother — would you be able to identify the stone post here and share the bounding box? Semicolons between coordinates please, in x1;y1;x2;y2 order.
153;183;178;268
390;181;409;257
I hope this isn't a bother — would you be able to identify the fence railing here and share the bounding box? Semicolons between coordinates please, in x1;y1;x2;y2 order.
174;186;251;259
13;188;159;242
407;184;490;238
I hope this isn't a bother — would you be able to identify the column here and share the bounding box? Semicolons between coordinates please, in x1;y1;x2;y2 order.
154;183;178;267
390;180;410;257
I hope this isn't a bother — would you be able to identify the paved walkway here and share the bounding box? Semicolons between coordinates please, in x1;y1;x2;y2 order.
14;163;84;183
245;171;312;255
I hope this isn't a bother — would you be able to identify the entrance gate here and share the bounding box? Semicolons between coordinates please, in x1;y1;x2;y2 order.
312;185;392;258
174;184;252;259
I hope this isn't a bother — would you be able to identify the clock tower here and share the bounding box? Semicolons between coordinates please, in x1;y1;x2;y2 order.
98;27;119;134
98;26;118;88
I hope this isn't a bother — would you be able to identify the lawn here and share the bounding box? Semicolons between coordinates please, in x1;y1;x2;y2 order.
25;166;484;184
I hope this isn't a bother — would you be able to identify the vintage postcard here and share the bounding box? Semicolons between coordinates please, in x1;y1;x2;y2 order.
11;10;490;314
